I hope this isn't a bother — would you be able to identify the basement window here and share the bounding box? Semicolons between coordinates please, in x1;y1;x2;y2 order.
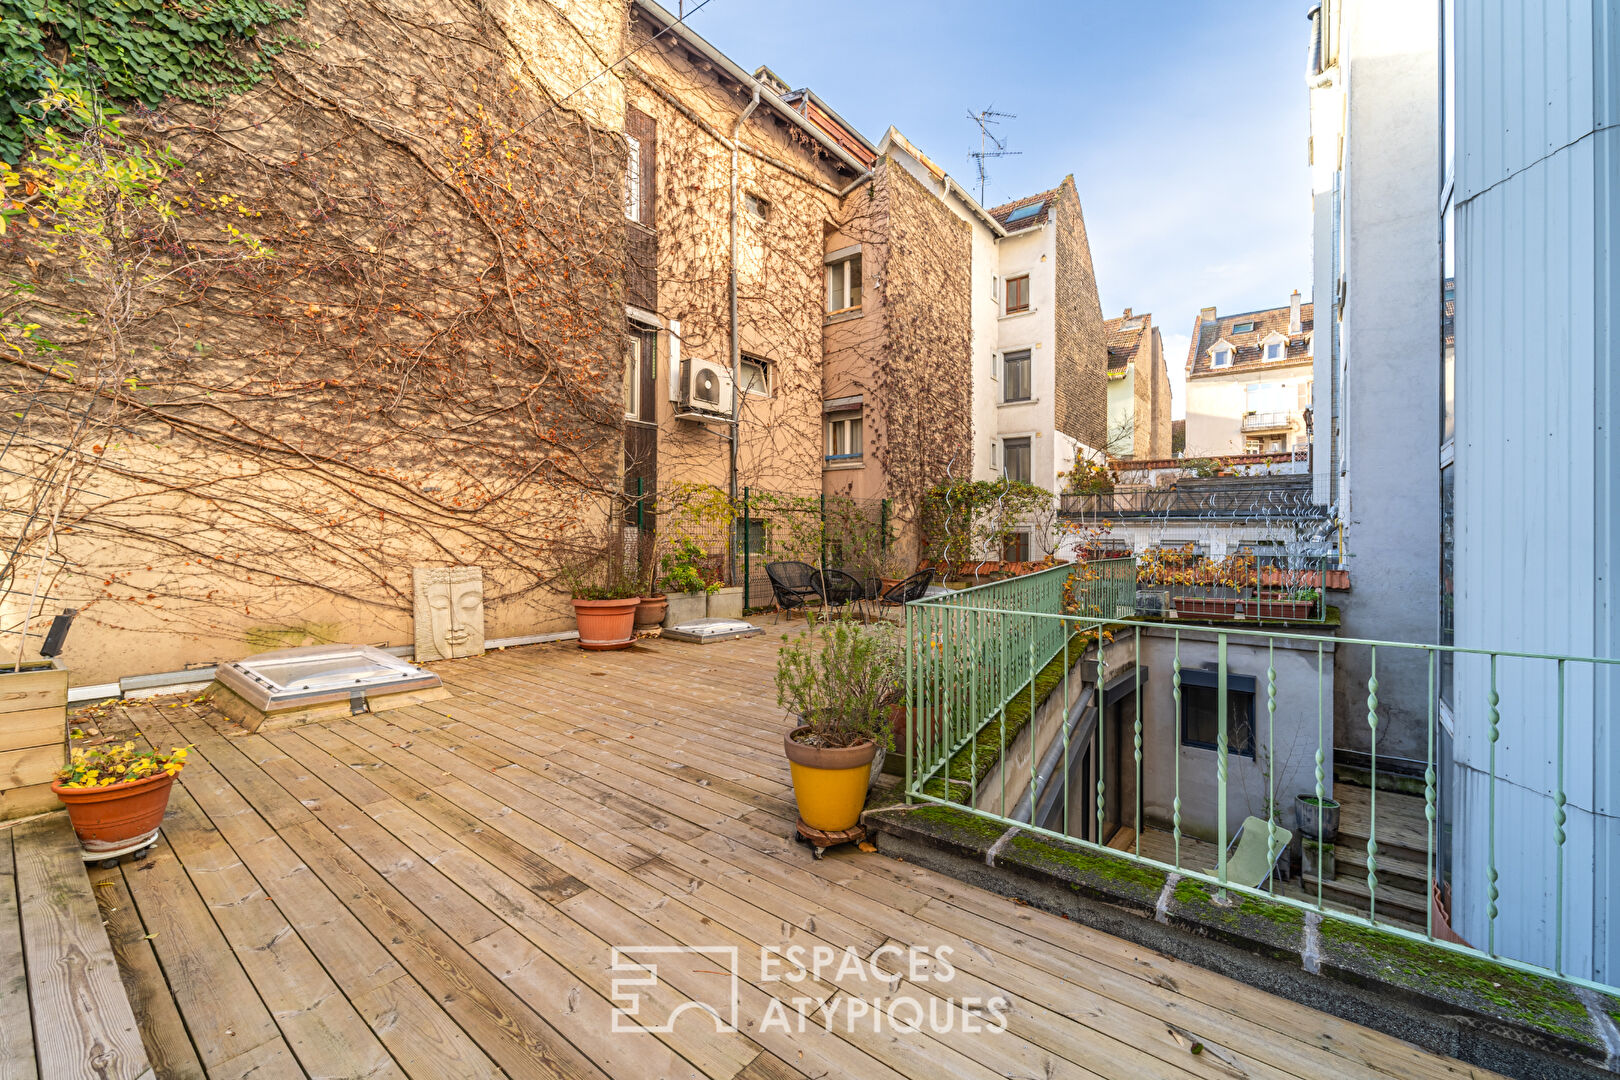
1178;669;1257;758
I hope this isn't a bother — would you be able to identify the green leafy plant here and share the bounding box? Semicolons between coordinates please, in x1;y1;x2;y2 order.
776;615;901;750
0;0;305;162
659;538;719;595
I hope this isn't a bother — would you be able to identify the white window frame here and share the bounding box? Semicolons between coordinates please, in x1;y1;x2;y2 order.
826;252;862;314
1000;349;1033;403
1212;346;1232;368
825;412;863;461
999;434;1033;485
740;356;771;398
624;134;641;222
624;335;642;419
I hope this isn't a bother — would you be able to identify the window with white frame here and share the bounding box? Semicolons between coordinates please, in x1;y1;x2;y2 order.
1264;342;1283;361
623;335;642;418
1001;436;1032;484
1213;346;1231;368
1001;349;1032;402
624;135;641;222
826;254;862;313
825;412;862;461
740;356;771;397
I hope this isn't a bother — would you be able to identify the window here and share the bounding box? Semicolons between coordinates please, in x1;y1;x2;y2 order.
991;275;1000;301
623;335;642;419
1001;437;1031;484
624;135;642;222
740;356;770;397
1003;202;1042;225
1264;343;1283;361
1004;275;1030;314
1233;321;1256;334
826;254;862;313
826;413;862;461
1178;670;1256;757
734;517;766;556
1001;350;1032;402
1002;530;1031;564
744;192;769;221
1213;347;1231;368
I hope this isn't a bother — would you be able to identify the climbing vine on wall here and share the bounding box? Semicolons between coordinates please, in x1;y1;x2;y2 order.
0;0;304;160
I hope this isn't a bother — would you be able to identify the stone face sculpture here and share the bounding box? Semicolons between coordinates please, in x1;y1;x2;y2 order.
413;566;485;661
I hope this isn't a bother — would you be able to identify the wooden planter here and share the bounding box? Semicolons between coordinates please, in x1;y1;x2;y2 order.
1173;596;1243;620
1254;598;1315;620
1;661;68;821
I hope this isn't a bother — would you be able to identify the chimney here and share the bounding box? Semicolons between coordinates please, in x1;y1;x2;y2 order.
1199;305;1217;325
1289;290;1302;335
1122;307;1132;319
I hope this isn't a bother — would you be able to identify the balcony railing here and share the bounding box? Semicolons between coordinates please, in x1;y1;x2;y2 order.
1242;410;1296;432
1060;475;1323;520
904;563;1620;995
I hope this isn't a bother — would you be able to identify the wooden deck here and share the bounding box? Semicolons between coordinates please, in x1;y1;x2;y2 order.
15;632;1502;1080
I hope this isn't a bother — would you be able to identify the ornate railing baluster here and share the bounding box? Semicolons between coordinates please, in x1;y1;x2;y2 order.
1367;646;1379;924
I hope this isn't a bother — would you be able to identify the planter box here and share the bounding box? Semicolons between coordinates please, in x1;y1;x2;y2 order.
663;591;707;626
1;660;68;821
1254;599;1314;620
1174;596;1242;619
707;586;744;620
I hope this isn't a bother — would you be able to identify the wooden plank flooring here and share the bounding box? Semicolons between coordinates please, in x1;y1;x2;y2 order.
31;633;1503;1080
2;812;152;1080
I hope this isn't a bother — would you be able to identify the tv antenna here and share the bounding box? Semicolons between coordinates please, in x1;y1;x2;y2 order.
968;106;1019;203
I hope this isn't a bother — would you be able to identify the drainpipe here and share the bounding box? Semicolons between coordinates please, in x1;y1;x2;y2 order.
729;88;760;572
837;170;872;198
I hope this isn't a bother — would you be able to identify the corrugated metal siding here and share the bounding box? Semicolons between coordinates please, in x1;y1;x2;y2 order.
1451;0;1618;983
1456;0;1595;203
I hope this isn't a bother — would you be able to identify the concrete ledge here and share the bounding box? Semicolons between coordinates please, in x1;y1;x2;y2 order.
865;803;1620;1079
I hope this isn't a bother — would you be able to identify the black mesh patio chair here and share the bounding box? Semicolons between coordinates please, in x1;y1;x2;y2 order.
878;569;935;607
814;568;868;619
766;561;820;617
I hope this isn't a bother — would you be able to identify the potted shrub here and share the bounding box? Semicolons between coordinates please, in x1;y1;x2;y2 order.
632;533;668;630
659;539;718;625
562;554;641;651
52;740;189;861
776;617;899;832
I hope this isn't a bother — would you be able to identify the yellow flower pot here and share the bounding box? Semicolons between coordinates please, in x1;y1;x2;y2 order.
784;726;876;832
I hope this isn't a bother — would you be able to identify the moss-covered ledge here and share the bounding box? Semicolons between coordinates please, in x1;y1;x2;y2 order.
865;803;1620;1079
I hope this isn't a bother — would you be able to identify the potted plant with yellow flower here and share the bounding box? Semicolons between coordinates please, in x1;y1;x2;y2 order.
52;740;189;863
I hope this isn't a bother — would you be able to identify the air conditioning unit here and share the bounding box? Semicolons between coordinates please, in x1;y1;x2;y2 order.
678;358;735;419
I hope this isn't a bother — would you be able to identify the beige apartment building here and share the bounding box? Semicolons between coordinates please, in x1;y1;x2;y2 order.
1183;292;1314;457
1103;309;1172;459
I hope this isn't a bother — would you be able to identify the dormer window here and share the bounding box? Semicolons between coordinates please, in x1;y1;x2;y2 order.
1258;331;1288;361
1265;343;1283;360
1213;347;1232;368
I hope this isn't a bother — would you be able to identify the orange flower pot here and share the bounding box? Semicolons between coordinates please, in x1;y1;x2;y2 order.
634;595;669;629
572;597;639;650
51;770;175;857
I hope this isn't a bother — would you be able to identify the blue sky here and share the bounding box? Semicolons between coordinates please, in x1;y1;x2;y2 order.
685;0;1312;419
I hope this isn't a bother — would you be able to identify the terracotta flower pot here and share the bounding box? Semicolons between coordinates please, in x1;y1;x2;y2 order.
634;596;668;629
51;771;175;857
784;726;876;832
572;597;639;651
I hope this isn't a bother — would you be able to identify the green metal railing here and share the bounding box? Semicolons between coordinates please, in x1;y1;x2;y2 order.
904;570;1620;995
